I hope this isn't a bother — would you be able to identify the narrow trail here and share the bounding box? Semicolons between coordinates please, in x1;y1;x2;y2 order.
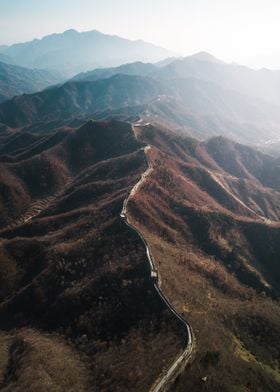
6;178;73;230
4;122;195;390
120;124;195;392
7;195;58;229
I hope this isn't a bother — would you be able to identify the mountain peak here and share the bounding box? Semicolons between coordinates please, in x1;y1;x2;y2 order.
3;29;173;75
190;51;223;64
62;29;78;35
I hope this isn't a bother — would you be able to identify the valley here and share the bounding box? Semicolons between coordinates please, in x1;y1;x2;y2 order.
0;118;279;391
0;22;280;392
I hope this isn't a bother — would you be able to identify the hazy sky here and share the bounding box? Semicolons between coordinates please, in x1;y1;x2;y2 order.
1;0;280;67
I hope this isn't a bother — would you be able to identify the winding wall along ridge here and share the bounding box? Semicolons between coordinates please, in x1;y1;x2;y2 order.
120;125;195;392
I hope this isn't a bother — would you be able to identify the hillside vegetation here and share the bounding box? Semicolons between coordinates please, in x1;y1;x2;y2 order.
0;61;62;103
127;123;280;391
0;120;186;391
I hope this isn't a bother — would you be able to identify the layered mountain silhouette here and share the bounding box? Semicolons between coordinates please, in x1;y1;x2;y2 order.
0;61;63;103
74;52;280;106
0;32;280;391
1;29;174;75
0;75;164;127
72;61;157;82
155;53;280;106
1;63;280;145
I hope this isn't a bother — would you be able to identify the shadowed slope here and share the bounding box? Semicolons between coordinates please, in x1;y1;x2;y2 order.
128;124;280;391
0;120;185;391
0;75;164;127
0;61;62;103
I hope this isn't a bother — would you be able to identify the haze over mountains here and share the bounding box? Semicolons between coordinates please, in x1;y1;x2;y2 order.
157;52;280;105
0;29;174;76
0;61;63;103
0;26;280;392
1;50;280;147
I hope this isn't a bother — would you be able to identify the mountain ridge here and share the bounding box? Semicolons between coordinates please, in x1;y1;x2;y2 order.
0;118;279;391
1;29;174;75
0;61;63;103
1;71;280;146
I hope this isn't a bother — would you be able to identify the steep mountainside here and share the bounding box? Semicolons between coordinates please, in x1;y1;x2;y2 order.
126;123;280;391
156;52;280;106
72;52;280;107
0;75;165;127
0;61;63;103
0;120;186;391
1;73;280;146
2;29;173;75
67;55;280;146
72;61;157;82
0;54;16;66
0;119;279;391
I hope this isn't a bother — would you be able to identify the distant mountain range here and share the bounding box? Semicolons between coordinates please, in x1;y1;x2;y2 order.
1;33;280;146
0;74;164;126
0;61;63;103
155;52;280;106
74;52;280;105
72;61;157;82
0;29;280;392
74;52;280;106
1;53;280;146
0;29;174;75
